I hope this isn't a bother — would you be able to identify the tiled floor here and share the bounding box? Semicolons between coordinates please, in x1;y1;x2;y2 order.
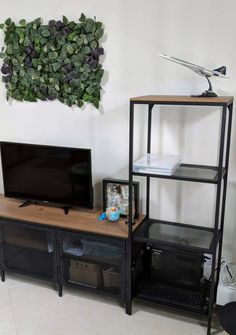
0;274;224;335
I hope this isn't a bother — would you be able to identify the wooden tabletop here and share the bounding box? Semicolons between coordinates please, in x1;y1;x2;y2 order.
0;195;144;239
130;95;234;106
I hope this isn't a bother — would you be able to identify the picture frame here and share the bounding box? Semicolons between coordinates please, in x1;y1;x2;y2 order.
103;178;140;219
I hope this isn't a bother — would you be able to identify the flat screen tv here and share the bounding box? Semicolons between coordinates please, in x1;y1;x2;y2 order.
0;142;93;209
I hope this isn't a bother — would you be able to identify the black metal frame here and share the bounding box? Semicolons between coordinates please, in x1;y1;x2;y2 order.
127;96;233;335
102;178;140;219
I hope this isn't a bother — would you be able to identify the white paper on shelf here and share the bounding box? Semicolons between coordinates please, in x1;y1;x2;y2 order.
133;153;180;175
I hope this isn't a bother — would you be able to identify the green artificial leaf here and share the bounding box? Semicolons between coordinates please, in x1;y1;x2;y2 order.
83;46;91;54
82;93;90;101
48;86;57;96
35;45;40;53
65;99;72;107
96;22;103;29
13;42;19;50
57;35;66;45
52;62;60;72
55;83;60;91
6;44;13;55
90;40;97;49
37;64;42;71
40;37;47;45
23;35;31;46
48;51;58;60
19;19;26;26
93;99;99;109
5;18;12;26
94;28;104;39
76;37;83;46
67;21;76;30
41;28;50;37
0;23;4;29
34;34;41;44
83;63;91;72
64;58;71;65
0;52;5;58
32;59;38;68
11;57;18;65
67;31;77;42
33;17;41;27
78;100;83;107
19;69;26;77
11;76;18;84
68;94;76;104
64;86;71;94
25;94;37;102
20;78;29;88
32;72;39;80
83;37;88;45
66;44;74;55
81;72;88;81
86;85;94;95
79;13;86;22
63;15;69;25
87;33;95;42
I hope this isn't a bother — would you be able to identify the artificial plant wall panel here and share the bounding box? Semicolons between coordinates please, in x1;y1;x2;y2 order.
0;14;104;108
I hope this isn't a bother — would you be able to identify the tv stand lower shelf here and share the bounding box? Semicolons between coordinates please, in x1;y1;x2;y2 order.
0;195;143;306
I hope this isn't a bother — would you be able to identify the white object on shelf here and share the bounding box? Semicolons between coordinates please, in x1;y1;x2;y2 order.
133;153;180;176
217;259;236;306
217;283;236;306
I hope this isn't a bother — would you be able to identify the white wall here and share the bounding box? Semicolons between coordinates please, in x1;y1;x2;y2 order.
0;0;236;259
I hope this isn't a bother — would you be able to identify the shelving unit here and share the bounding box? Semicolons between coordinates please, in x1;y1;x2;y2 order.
126;95;233;335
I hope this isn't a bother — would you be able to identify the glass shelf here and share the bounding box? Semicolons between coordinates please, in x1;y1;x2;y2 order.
133;219;217;253
133;164;226;184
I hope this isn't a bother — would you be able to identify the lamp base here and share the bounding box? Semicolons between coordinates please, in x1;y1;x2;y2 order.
191;90;218;98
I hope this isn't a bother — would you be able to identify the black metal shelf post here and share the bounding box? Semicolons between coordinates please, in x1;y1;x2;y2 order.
127;95;233;335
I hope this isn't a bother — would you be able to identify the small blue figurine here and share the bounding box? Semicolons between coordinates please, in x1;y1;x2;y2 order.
98;212;106;221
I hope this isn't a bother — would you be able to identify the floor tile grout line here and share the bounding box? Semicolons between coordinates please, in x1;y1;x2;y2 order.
7;284;18;334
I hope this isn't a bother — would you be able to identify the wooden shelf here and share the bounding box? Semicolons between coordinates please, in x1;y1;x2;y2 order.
130;95;233;106
0;195;144;239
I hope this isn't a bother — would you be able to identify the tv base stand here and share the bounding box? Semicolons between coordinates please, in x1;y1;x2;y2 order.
19;201;72;215
19;200;36;208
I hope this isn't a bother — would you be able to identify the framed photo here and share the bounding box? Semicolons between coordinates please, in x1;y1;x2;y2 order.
103;178;140;219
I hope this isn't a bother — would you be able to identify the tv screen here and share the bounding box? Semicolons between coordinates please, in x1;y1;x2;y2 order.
0;142;93;209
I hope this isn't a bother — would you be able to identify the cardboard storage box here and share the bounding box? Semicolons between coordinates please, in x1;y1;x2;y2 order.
69;259;101;288
103;267;121;289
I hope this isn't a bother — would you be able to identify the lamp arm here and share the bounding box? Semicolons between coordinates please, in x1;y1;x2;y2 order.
206;75;213;92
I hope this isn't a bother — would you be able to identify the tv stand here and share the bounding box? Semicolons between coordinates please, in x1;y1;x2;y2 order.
0;195;144;308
